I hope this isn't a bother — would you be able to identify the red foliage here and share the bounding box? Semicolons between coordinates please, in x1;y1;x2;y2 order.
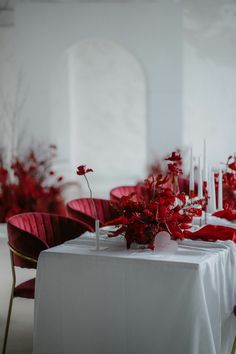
0;145;65;222
217;155;236;210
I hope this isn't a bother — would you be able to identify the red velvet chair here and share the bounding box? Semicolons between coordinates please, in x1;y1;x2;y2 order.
110;185;151;203
110;185;138;203
66;198;119;231
2;212;92;354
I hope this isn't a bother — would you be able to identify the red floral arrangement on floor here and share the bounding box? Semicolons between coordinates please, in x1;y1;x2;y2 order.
0;145;65;222
223;155;236;210
109;152;202;249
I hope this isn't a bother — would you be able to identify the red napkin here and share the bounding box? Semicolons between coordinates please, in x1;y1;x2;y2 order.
213;209;236;221
185;224;236;243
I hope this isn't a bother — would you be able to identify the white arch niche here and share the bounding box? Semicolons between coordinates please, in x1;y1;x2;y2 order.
53;39;147;196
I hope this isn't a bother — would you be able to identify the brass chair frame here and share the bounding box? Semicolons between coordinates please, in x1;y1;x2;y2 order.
232;336;236;354
2;245;37;354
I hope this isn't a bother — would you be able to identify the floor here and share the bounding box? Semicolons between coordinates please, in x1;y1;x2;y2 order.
0;225;34;354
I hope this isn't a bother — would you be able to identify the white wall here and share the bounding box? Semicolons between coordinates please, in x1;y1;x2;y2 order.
13;2;182;169
3;1;235;195
183;0;236;168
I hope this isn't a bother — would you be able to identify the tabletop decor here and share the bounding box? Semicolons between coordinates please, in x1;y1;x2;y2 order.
185;224;236;243
0;145;65;222
76;165;100;250
108;152;203;250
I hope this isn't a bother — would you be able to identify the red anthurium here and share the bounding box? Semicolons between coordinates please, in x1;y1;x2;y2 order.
228;162;236;172
76;165;93;176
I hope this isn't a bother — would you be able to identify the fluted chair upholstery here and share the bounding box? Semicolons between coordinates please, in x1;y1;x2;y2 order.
66;198;119;231
110;186;138;203
2;212;91;354
110;185;151;203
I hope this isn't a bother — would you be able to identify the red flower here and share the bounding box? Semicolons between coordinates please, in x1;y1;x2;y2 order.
76;165;93;176
76;164;97;220
228;162;236;172
57;176;63;182
165;151;182;162
167;163;182;176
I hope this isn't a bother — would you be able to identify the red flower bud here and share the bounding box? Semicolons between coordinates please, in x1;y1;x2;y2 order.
76;165;93;176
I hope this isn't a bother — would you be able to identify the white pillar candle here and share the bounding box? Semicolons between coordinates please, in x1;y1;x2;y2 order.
189;148;194;196
203;139;208;182
95;219;100;250
218;169;223;210
197;157;203;199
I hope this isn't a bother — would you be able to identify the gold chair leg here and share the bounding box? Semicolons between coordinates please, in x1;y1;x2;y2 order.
2;287;14;354
2;250;16;354
231;336;236;354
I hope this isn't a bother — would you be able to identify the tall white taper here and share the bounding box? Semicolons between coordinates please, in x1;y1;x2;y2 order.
189;148;194;196
203;139;208;183
218;169;223;210
197;157;203;199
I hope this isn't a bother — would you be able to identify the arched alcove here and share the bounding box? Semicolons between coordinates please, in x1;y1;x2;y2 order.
52;39;147;196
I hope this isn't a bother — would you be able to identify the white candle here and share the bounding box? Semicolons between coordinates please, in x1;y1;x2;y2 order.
207;167;211;213
218;169;223;210
197;157;203;198
203;139;208;182
95;219;100;250
207;167;216;213
189;148;194;195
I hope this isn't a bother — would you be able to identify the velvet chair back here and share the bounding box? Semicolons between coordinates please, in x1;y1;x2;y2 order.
3;212;91;354
8;212;91;268
66;198;119;231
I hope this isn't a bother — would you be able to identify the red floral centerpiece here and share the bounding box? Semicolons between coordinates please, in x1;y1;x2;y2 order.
109;152;202;250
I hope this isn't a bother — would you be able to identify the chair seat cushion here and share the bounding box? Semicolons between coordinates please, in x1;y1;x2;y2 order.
14;278;35;299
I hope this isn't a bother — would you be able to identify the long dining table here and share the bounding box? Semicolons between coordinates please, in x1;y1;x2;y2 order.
33;231;236;354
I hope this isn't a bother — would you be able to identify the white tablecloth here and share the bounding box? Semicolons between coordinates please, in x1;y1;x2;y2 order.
33;234;236;354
